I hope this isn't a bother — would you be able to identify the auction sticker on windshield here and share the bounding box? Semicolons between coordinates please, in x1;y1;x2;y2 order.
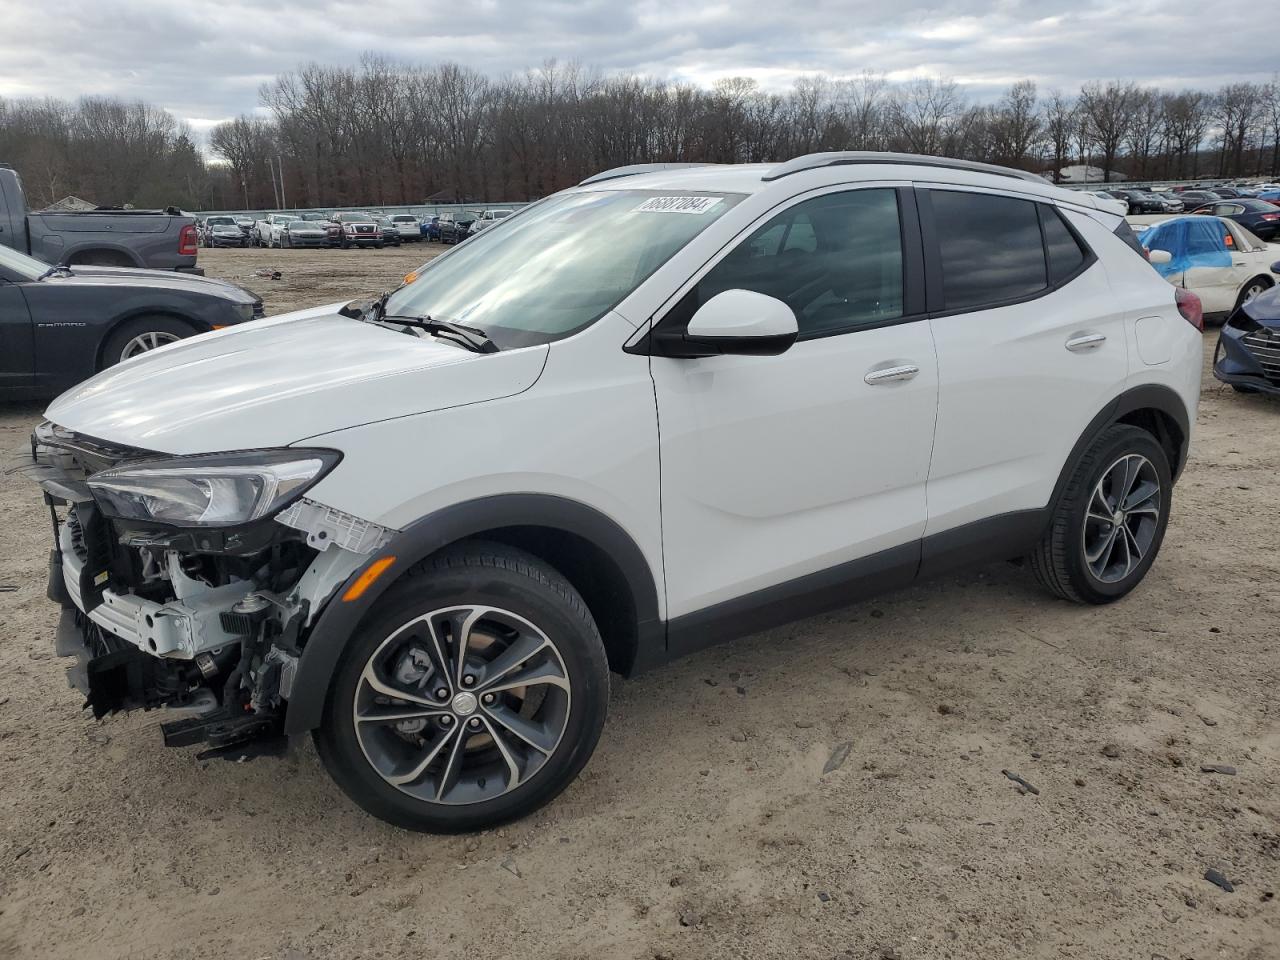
634;196;722;214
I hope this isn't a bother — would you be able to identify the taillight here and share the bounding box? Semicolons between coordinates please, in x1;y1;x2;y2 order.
178;224;198;257
1175;287;1203;332
1261;213;1280;221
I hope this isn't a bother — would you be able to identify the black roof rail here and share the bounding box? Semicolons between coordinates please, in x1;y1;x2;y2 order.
579;163;716;186
762;152;1048;184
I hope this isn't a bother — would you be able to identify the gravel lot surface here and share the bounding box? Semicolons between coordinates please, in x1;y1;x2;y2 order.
1;246;1277;960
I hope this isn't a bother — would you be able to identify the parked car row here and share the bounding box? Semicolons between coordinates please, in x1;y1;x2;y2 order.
196;208;520;250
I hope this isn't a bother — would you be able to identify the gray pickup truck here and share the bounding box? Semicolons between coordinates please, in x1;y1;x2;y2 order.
0;165;200;272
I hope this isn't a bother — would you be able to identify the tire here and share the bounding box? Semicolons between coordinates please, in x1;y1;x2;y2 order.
1231;384;1259;394
100;315;198;368
282;235;291;249
375;240;385;249
1030;424;1172;605
1235;278;1271;311
314;541;610;832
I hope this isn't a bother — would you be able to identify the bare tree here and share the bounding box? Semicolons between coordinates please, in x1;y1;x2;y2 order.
990;80;1041;169
1043;89;1077;182
887;77;961;155
1080;81;1138;182
1212;83;1264;177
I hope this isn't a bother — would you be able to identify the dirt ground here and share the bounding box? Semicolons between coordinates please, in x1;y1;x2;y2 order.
1;245;1277;960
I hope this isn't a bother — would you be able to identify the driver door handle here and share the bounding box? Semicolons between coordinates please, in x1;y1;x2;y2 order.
1065;333;1106;352
864;363;920;385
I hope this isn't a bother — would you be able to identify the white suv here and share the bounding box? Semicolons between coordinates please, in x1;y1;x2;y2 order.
29;153;1202;832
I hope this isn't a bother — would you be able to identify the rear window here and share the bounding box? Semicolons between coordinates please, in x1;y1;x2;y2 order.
931;191;1047;310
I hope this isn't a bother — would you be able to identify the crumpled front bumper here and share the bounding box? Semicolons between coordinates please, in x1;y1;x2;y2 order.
1214;321;1280;396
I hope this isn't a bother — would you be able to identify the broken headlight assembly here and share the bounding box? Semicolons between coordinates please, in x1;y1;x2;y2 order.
86;449;341;527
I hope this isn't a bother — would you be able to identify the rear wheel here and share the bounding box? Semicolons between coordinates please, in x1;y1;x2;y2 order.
1030;424;1171;605
101;315;198;368
315;542;610;832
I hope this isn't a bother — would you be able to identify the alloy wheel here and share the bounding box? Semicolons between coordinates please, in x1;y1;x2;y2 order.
1243;282;1267;304
119;330;181;361
1082;453;1161;584
353;605;572;806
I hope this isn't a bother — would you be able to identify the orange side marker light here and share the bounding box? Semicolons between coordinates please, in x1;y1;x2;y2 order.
342;556;396;602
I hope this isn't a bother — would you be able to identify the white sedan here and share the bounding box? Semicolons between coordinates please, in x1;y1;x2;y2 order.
1137;215;1280;317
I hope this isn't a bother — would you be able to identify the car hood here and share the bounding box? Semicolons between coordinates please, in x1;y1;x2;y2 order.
1240;284;1280;327
44;304;548;454
55;265;259;305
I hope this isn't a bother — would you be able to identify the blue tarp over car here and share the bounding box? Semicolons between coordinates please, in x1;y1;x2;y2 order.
1138;217;1231;279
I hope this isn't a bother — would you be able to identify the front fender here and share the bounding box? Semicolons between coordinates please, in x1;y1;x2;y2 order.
283;493;662;736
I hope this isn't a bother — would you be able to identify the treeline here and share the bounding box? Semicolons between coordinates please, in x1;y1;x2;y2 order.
226;60;1280;207
0;97;209;209
3;59;1279;212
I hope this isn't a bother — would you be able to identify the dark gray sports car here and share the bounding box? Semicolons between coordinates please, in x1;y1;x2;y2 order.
0;243;263;399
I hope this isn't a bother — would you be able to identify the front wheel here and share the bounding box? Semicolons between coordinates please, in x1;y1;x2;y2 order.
1030;424;1171;604
315;542;610;832
1236;279;1271;311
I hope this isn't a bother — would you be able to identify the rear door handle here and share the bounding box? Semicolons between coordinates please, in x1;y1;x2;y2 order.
1065;333;1106;352
864;363;920;385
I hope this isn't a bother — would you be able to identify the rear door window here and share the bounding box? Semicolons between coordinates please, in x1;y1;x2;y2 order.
929;191;1047;310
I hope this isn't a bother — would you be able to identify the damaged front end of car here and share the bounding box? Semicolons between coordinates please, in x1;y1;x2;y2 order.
25;421;393;759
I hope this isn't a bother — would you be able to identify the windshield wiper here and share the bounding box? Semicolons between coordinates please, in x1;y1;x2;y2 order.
338;292;498;354
379;314;499;354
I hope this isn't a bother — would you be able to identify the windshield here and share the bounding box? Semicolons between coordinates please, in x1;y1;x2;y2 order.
391;215;416;222
0;243;53;280
208;217;234;225
383;189;742;348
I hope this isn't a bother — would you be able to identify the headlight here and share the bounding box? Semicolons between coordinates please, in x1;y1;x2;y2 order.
234;301;255;322
87;449;341;527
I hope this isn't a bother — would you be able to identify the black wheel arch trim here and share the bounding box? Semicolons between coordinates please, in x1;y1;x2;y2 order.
1051;383;1191;509
284;493;662;736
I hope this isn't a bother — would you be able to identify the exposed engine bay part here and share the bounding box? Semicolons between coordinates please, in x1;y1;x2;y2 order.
275;497;395;555
32;421;365;757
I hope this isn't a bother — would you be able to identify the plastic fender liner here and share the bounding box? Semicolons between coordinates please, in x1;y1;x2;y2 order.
282;494;662;736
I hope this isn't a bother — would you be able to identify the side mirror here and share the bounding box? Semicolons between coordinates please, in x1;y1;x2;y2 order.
658;289;798;358
1271;260;1280;274
1148;249;1173;265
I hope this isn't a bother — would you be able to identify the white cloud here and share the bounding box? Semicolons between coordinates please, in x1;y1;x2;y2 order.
0;0;1271;135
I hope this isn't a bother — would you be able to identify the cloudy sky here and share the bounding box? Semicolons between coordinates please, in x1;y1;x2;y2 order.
0;0;1273;136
